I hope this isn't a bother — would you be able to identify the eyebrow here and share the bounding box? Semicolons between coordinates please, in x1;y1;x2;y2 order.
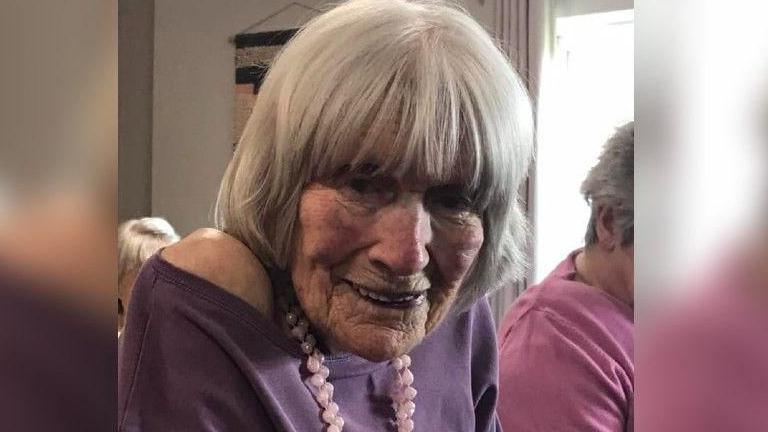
333;159;478;193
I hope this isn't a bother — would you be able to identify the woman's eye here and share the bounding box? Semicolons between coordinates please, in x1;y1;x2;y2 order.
427;186;475;213
342;175;396;206
437;195;471;210
349;177;376;194
435;194;472;211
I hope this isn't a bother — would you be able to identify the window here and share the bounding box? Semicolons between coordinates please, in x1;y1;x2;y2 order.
534;9;634;283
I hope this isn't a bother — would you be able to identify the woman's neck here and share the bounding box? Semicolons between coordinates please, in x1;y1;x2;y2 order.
272;287;345;356
574;248;633;307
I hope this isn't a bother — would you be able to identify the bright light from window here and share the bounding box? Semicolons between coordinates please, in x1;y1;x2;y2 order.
534;10;634;283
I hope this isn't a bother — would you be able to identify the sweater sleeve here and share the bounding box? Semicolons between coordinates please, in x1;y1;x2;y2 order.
117;258;276;431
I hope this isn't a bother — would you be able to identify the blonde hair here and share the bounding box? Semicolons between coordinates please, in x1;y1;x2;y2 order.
217;0;533;310
118;217;179;285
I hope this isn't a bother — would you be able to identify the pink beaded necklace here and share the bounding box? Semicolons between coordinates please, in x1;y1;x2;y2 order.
282;302;418;432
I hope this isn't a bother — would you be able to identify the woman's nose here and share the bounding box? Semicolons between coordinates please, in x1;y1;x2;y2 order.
367;195;432;276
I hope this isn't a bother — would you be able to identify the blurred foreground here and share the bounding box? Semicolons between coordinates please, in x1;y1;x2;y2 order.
636;1;768;430
0;0;116;430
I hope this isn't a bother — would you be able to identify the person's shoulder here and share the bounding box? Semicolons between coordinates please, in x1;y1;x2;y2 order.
496;280;549;333
416;296;496;360
511;271;631;330
160;228;273;316
501;281;633;371
441;296;496;336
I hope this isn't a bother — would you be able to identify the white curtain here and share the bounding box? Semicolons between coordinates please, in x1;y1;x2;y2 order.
487;0;554;327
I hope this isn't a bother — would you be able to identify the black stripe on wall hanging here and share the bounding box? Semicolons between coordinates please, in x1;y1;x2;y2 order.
232;28;299;148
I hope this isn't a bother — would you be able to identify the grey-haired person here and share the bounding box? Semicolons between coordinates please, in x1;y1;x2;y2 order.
117;217;179;335
498;122;634;432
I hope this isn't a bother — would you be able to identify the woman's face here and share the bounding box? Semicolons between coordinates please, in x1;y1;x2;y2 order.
290;163;484;362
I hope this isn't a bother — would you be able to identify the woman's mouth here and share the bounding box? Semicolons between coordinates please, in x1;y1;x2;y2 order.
344;280;427;309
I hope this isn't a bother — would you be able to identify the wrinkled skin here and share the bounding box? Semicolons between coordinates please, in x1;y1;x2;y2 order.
291;167;484;362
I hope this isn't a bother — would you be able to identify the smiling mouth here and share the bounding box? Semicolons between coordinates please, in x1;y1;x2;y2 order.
343;280;427;309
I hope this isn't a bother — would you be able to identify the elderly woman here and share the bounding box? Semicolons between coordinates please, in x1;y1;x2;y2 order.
497;122;634;431
118;0;532;430
117;217;179;335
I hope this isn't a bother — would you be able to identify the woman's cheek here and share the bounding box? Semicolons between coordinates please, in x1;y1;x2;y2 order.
297;190;368;263
431;218;484;283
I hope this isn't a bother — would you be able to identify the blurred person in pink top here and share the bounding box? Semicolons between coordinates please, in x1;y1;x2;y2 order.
636;101;768;431
636;247;768;432
498;122;634;431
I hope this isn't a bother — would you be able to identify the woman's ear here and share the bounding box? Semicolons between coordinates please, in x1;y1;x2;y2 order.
596;205;617;251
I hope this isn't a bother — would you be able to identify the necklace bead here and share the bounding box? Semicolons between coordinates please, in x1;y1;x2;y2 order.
283;302;416;432
301;341;314;355
321;382;334;397
286;312;298;326
310;373;325;387
307;356;321;373
401;369;414;386
392;358;403;370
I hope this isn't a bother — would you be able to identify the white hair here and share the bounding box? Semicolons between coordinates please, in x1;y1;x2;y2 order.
216;0;534;310
118;217;180;285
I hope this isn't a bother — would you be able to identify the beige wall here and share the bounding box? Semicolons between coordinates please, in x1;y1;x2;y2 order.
1;0;117;201
147;0;495;235
151;0;331;235
461;0;496;33
119;0;154;222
